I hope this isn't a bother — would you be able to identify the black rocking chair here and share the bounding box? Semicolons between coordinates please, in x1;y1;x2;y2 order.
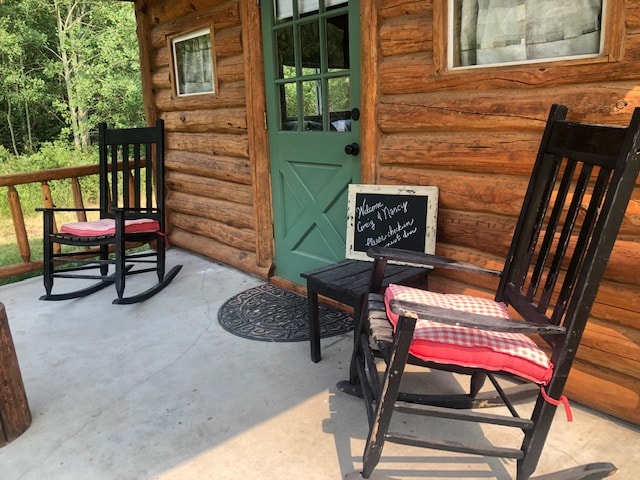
39;120;182;304
340;104;640;479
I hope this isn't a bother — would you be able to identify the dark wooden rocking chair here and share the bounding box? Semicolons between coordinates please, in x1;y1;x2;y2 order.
340;104;640;480
39;120;182;304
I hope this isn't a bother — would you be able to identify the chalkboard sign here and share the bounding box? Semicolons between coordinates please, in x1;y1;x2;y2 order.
346;185;438;261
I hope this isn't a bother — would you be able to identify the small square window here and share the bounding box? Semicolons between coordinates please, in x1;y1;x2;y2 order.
449;0;604;68
171;27;216;96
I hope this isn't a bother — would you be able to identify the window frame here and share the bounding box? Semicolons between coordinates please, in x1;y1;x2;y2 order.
272;3;352;132
443;0;621;72
169;26;217;98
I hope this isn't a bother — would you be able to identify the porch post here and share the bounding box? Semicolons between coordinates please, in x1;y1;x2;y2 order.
0;303;31;446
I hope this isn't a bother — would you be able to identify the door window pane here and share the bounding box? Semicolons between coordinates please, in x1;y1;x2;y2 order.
450;0;604;68
328;76;351;132
300;20;321;68
302;79;324;130
273;2;350;132
327;14;349;70
280;82;298;130
276;27;295;77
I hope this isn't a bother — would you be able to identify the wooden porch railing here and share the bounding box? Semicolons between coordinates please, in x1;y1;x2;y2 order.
0;161;141;281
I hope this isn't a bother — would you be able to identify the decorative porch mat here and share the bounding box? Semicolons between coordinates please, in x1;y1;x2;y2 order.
218;283;353;342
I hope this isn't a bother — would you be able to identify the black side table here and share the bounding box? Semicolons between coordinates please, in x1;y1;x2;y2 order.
301;259;427;362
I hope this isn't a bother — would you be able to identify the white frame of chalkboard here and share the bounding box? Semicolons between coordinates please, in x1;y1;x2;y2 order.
346;184;439;261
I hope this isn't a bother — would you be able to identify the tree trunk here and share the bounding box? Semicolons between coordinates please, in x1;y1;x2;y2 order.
54;0;88;151
5;100;19;156
24;99;33;152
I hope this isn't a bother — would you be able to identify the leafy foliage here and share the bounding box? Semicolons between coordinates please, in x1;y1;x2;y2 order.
0;1;143;284
0;141;99;218
0;0;143;155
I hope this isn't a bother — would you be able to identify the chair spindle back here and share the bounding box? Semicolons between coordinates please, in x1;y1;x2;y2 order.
98;119;165;224
497;105;640;358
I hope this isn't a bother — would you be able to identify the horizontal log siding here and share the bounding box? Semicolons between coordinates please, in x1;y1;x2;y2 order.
374;0;640;423
142;0;270;278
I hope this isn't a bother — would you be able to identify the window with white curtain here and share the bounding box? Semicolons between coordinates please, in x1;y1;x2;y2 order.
171;28;215;96
450;0;604;68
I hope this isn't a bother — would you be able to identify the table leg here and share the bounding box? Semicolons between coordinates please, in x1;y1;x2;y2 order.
308;288;322;362
348;296;364;383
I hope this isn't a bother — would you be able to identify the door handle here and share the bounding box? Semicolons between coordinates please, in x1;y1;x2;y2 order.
345;143;360;156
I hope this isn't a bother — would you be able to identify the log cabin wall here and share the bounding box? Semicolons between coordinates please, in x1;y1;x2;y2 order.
133;0;272;278
132;0;640;424
366;0;640;424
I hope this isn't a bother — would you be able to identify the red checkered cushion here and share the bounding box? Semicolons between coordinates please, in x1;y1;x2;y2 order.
59;218;160;237
384;284;553;384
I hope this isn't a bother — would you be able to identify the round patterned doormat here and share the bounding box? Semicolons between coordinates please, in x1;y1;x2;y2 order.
218;283;353;342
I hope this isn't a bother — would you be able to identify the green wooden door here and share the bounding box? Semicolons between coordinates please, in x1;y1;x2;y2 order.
262;0;361;283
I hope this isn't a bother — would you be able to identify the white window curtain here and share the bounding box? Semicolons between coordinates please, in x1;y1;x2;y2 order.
459;0;603;66
174;32;213;95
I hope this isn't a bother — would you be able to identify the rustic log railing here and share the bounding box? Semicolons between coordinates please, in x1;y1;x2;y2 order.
0;161;142;281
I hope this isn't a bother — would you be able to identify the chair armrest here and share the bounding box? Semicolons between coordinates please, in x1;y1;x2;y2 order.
36;207;101;212
367;246;501;277
390;298;565;335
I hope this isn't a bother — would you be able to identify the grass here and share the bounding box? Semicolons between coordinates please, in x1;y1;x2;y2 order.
0;214;45;286
0;210;100;286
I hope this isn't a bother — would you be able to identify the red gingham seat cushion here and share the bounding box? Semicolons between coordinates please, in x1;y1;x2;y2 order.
384;284;553;384
59;218;160;237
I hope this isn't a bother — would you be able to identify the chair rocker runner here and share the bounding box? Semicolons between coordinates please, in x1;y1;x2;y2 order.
341;105;640;480
39;120;182;304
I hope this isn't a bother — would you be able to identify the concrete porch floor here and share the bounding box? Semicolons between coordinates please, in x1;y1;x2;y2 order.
0;248;638;480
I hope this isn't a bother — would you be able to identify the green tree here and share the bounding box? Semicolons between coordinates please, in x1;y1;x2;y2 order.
0;0;57;155
52;0;143;151
0;0;143;155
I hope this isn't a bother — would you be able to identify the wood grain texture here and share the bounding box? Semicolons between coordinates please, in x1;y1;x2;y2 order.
0;303;31;445
136;0;640;422
367;0;640;424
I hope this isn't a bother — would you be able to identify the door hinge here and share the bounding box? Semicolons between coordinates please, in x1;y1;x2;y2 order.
264;111;268;130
